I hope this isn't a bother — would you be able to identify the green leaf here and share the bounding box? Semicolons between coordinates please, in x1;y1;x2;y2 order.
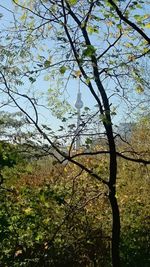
13;0;19;4
44;60;51;68
62;117;67;122
20;12;27;21
134;14;142;22
87;25;99;34
68;124;76;129
111;111;117;116
29;77;36;83
85;138;93;145
68;0;78;5
85;78;91;85
59;66;67;74
82;45;96;57
84;106;90;111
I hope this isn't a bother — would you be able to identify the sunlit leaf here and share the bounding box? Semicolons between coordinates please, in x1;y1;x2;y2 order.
24;207;33;215
74;70;82;77
87;25;99;34
136;84;144;93
20;12;27;21
145;23;150;29
68;0;78;5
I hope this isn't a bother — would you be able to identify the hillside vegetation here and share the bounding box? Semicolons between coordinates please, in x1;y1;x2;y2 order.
0;121;150;267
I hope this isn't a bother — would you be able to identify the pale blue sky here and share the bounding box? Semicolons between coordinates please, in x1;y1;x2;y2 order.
0;0;149;132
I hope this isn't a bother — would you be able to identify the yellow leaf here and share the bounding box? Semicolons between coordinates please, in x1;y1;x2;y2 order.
136;84;144;93
20;12;27;21
64;166;68;172
74;70;82;77
145;23;150;29
107;21;114;27
68;0;78;5
24;207;32;215
143;14;150;19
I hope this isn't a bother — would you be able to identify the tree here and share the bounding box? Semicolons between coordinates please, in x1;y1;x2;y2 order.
0;0;150;266
0;111;25;141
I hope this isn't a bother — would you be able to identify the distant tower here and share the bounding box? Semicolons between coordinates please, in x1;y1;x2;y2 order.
75;79;83;149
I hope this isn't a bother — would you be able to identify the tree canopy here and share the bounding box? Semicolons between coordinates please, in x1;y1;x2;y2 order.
0;1;150;266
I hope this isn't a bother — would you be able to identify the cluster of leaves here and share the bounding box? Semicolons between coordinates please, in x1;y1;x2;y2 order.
0;142;22;169
117;117;150;266
0;118;150;267
0;162;111;267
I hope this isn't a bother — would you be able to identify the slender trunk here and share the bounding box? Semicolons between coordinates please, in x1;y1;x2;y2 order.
107;131;120;267
109;190;121;267
61;5;121;265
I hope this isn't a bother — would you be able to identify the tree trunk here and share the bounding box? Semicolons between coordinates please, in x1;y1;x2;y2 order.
107;128;120;267
109;189;121;267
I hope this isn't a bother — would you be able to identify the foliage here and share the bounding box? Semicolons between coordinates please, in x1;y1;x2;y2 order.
0;142;25;170
0;112;25;141
0;121;150;266
0;162;111;267
118;160;150;267
0;157;149;266
0;1;150;267
1;0;149;118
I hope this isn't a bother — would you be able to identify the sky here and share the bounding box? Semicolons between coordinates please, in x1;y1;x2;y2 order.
0;0;102;134
0;0;149;135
